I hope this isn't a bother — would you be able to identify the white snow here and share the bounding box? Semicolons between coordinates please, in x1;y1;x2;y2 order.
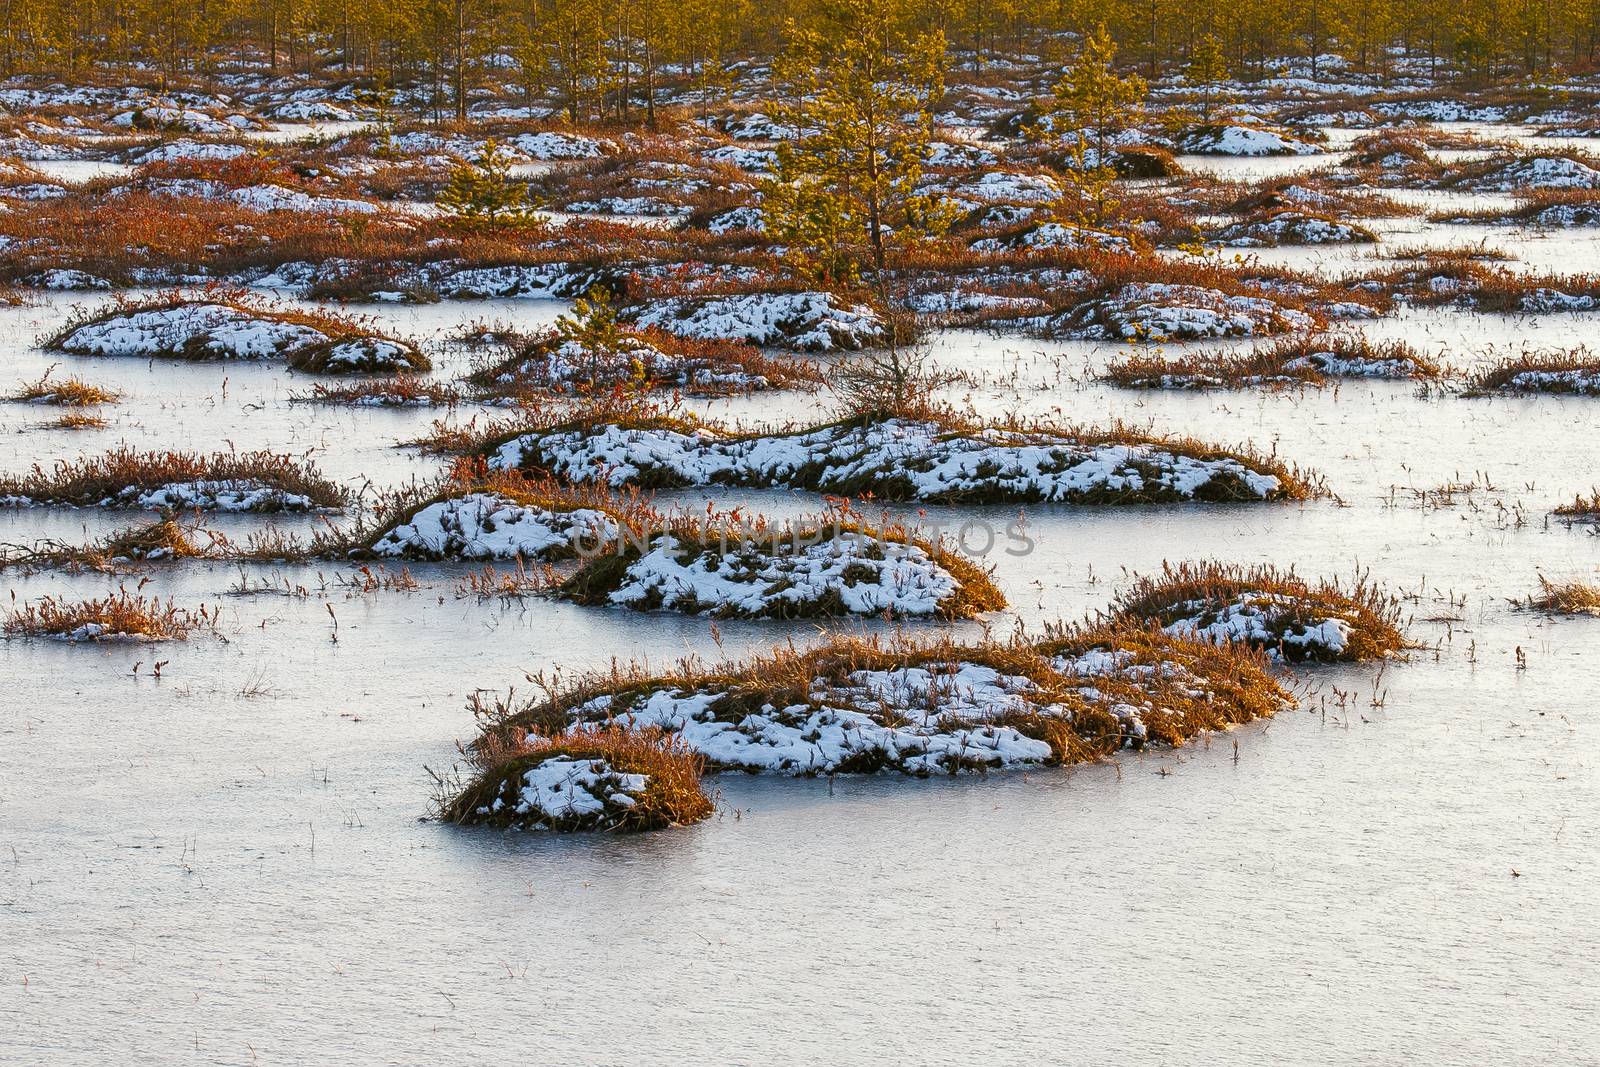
1040;283;1317;340
622;292;886;351
57;304;328;359
1179;125;1322;156
603;533;962;617
491;417;1286;502
502;757;649;828
1157;594;1355;659
367;493;620;560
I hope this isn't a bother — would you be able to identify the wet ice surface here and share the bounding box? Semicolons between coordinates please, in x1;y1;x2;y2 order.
3;214;1600;1062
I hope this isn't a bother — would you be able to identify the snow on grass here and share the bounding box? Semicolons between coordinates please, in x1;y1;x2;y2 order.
1213;210;1376;247
1177;124;1322;156
467;331;785;396
444;726;712;832
568;530;987;619
434;263;619;300
970;222;1133;252
1466;351;1600;395
488;416;1306;503
1459;156;1600;191
56;302;325;359
0;447;345;512
50;298;426;372
1034;282;1319;341
621;292;887;352
464;624;1292;779
118;479;322;513
1109;562;1406;663
1104;336;1435;389
365;492;621;561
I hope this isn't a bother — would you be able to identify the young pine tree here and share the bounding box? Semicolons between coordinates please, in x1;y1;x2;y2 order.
438;139;542;231
763;0;956;288
1186;32;1231;122
1032;25;1148;228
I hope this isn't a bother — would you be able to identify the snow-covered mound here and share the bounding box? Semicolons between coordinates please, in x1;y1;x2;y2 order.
486;756;653;830
116;480;322;513
1528;202;1600;227
513;131;612;159
563;663;1057;774
471;333;772;394
110;104;262;134
57;303;325;359
434;263;622;300
529;631;1292;776
1155;594;1356;660
1213;210;1375;247
1177;125;1322;156
225;183;380;215
1283;349;1425;379
702;144;779;173
1036;283;1318;340
569;532;983;618
705;206;766;235
970;222;1133;252
52;301;425;372
134;139;251;164
1476;365;1600;394
1460;156;1600;191
489;417;1299;503
364;492;621;561
1110;565;1403;662
1;479;321;513
621;292;886;351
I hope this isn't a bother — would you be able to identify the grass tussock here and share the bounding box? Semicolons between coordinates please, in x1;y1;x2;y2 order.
1106;561;1407;662
4;588;216;641
1103;334;1437;390
451;620;1292;796
1516;576;1600;616
0;446;346;510
7;367;123;406
2;517;213;572
1552;491;1600;524
1463;348;1600;395
439;725;714;832
291;374;462;407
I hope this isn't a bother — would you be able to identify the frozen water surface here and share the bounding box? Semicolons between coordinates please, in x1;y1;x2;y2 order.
2;145;1598;1065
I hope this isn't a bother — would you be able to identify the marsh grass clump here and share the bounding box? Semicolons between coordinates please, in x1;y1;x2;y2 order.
1552;491;1600;524
4;588;216;642
1463;349;1600;396
450;621;1293;797
0;447;346;512
47;411;110;430
1104;334;1438;390
1515;576;1600;616
1106;561;1407;662
2;517;213;572
7;368;123;406
291;374;463;407
439;725;714;832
